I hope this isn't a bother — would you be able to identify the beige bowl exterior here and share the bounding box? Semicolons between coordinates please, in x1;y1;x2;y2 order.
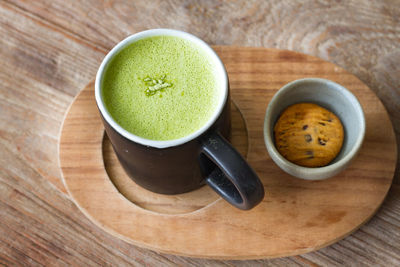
263;78;365;180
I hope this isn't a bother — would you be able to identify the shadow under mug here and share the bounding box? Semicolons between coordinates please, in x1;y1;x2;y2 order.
95;29;264;210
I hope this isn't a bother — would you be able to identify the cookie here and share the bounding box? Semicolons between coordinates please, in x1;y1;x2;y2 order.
274;103;344;167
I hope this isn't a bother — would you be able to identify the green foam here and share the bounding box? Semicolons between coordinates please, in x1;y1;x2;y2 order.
102;35;220;141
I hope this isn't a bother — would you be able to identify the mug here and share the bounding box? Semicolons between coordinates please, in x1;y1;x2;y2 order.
95;29;264;210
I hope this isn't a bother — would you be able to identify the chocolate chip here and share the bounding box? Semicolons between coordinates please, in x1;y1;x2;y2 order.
304;134;312;142
318;138;327;145
302;125;308;130
306;150;314;158
318;122;326;126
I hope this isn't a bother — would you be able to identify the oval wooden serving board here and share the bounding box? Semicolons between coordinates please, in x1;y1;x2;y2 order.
59;47;397;259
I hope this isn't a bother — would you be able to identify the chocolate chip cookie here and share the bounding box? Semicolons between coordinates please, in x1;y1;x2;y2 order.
274;103;344;167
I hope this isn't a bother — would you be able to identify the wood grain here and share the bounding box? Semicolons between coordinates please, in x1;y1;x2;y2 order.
1;0;400;265
59;48;396;259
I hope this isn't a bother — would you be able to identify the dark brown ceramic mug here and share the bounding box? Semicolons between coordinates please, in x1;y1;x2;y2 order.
95;29;264;210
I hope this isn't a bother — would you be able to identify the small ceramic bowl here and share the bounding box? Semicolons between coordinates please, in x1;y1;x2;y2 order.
263;78;365;180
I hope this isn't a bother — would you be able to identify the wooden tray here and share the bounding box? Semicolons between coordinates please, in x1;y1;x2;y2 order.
59;47;397;259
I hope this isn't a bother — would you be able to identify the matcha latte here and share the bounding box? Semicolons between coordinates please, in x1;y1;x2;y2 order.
102;36;220;141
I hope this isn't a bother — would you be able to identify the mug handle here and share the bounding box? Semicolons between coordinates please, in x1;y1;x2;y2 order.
200;132;265;210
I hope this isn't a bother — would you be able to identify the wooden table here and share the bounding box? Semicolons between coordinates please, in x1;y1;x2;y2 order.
1;0;399;265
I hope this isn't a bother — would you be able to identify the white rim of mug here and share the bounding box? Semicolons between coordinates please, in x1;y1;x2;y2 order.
95;29;228;149
263;78;366;179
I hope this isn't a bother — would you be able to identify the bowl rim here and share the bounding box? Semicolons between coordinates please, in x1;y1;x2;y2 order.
263;77;366;180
